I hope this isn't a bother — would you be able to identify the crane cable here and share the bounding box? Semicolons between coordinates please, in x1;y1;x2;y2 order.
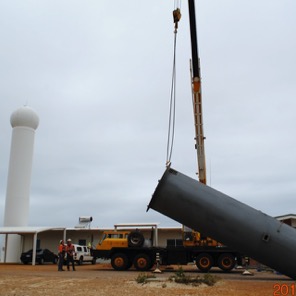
166;7;182;167
174;0;182;10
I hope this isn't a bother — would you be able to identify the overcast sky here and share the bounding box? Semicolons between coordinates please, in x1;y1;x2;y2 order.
0;0;296;229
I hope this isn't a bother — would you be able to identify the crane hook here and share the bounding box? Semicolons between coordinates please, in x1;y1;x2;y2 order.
173;8;181;31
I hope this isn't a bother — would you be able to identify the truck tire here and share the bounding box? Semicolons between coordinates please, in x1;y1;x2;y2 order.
196;253;213;272
133;253;151;271
217;253;235;272
128;231;144;247
111;253;129;271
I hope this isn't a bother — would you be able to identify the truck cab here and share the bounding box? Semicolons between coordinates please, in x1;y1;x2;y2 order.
96;231;130;250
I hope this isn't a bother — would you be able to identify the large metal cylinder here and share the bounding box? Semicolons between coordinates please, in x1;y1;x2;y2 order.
147;167;296;279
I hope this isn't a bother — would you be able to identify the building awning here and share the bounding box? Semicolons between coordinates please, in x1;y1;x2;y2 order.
0;226;66;265
0;226;66;234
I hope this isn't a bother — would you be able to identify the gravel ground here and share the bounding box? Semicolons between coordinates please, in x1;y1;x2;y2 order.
0;263;293;296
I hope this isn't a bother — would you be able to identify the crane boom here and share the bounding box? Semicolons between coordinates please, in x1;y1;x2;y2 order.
188;0;207;184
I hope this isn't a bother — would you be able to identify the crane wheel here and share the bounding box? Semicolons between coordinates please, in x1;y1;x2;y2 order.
133;253;151;271
111;253;129;271
217;253;236;271
196;253;213;272
128;231;144;247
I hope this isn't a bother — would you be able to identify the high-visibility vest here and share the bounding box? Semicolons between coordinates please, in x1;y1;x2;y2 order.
66;244;74;256
58;244;64;254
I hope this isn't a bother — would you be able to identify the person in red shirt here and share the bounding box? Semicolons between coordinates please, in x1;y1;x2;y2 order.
58;240;65;271
66;239;75;271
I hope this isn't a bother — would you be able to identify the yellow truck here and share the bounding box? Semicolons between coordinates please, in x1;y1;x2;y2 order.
91;228;242;272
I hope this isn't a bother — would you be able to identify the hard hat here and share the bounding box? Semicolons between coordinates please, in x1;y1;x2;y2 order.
67;238;71;242
59;240;63;244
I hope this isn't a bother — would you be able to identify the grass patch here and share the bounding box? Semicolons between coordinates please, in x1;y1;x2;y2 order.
202;274;219;286
135;273;156;284
169;267;220;287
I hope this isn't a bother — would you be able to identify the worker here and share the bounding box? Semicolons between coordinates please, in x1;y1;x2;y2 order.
66;238;76;271
87;241;92;249
58;240;65;271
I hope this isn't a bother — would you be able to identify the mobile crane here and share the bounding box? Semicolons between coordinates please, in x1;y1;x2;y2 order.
173;0;242;269
91;1;243;272
148;1;296;281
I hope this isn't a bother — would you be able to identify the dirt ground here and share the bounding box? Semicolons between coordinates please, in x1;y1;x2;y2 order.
0;263;294;296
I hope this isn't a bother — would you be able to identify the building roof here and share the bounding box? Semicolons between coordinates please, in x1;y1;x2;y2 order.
0;226;66;234
0;224;182;235
275;214;296;220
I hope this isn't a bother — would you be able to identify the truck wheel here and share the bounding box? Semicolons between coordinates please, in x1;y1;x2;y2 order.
128;231;144;247
133;253;151;271
196;253;213;272
111;253;129;271
217;253;235;271
78;257;83;265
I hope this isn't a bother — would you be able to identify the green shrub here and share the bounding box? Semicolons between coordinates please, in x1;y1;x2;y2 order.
202;274;219;286
175;266;185;278
170;268;220;286
135;273;155;284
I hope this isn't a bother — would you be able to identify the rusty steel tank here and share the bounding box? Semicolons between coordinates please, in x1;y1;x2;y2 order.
147;167;296;279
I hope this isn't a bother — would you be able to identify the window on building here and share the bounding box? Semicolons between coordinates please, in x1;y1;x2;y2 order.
78;239;86;246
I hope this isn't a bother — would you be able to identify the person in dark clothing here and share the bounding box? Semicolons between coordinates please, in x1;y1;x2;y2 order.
66;239;76;271
58;240;65;271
